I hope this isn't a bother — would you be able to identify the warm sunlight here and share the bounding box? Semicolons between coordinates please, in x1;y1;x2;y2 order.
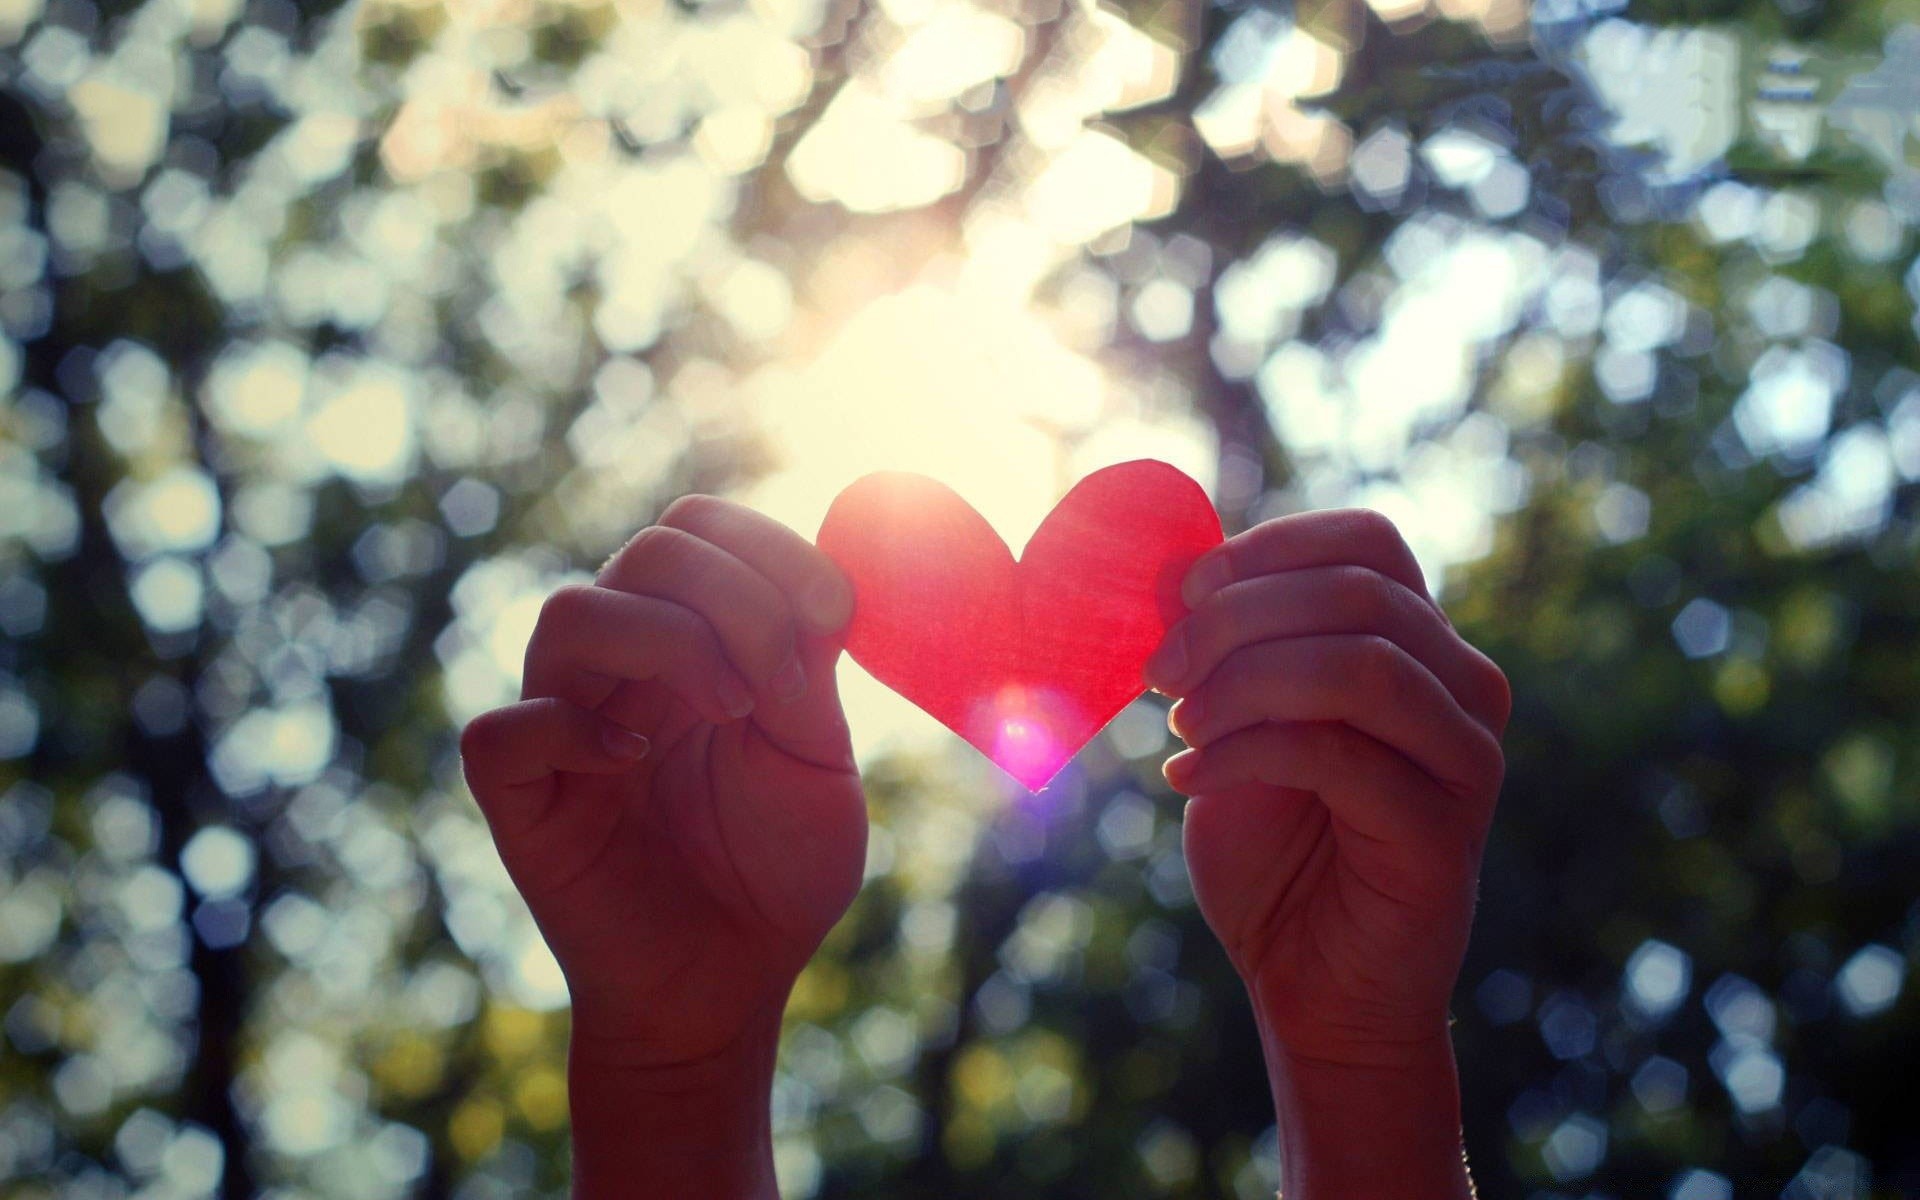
742;272;1216;772
16;0;1920;1192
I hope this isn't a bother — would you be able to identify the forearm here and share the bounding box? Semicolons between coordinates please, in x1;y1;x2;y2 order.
1254;1010;1474;1200
568;1007;783;1200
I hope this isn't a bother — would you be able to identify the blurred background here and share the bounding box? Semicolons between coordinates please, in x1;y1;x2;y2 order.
3;0;1919;1195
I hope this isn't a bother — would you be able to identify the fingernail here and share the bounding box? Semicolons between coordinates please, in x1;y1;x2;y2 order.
1163;747;1199;788
601;724;650;760
1168;694;1202;738
717;672;756;720
1144;623;1189;691
1181;553;1233;609
800;573;853;632
771;656;807;702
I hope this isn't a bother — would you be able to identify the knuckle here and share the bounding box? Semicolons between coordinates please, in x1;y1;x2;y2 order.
603;524;706;585
1343;507;1404;549
1339;566;1401;627
633;598;710;668
1355;631;1401;673
626;522;691;563
660;493;725;529
1216;533;1248;571
1227;521;1280;567
656;599;705;643
539;583;596;626
1216;644;1260;694
1433;718;1505;805
459;709;508;767
1354;633;1413;699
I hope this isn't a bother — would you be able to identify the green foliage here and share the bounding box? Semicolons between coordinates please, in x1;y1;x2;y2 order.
4;0;1920;1197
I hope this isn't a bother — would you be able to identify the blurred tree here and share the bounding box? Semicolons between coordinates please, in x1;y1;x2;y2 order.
3;0;1919;1198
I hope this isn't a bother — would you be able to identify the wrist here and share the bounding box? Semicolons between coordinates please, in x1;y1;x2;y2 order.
568;1000;785;1200
1253;1007;1472;1200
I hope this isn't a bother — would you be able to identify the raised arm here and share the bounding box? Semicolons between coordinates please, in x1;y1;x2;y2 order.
459;496;865;1199
1147;509;1509;1199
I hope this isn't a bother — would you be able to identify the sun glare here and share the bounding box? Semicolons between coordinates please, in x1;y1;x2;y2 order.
990;716;1065;792
975;683;1086;791
740;270;1215;774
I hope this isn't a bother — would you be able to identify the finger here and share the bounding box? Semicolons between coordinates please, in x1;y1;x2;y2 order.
461;698;649;803
659;495;853;635
1164;720;1457;847
597;524;806;702
1147;567;1511;734
1168;635;1504;800
522;584;757;727
596;627;856;775
1180;509;1434;613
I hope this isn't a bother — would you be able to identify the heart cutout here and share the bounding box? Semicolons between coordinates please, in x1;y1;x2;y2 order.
816;460;1223;789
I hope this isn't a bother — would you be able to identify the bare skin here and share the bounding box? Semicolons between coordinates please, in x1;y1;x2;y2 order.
459;497;865;1198
462;499;1509;1199
1149;509;1509;1199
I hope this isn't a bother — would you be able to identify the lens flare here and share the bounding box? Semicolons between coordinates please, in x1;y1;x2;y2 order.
974;684;1083;791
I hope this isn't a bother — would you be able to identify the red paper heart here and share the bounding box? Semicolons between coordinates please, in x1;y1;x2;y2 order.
817;460;1223;789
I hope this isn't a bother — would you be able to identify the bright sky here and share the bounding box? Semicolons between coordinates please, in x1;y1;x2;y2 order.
121;0;1848;794
81;0;1573;788
738;274;1216;768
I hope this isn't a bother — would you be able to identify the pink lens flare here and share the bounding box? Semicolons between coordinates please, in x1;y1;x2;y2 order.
973;684;1084;791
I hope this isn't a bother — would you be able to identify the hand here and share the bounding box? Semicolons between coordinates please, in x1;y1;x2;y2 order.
459;496;866;1198
1145;509;1508;1198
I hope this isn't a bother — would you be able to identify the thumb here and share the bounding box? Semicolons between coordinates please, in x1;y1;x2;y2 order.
743;630;856;772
